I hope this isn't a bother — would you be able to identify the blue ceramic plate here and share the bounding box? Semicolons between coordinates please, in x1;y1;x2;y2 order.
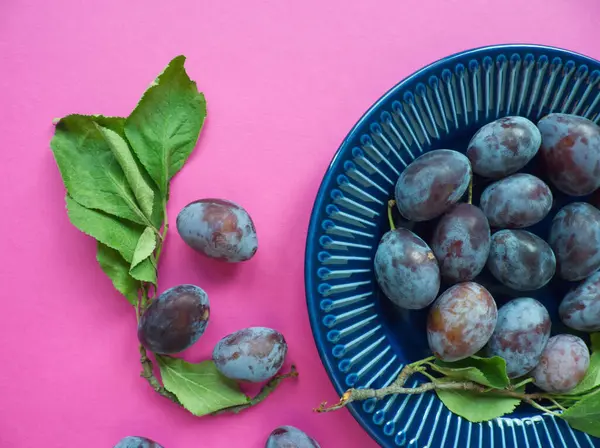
305;44;600;448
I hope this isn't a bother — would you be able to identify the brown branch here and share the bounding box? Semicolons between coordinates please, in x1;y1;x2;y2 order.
139;345;182;405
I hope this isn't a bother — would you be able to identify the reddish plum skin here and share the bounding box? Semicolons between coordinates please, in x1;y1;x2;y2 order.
430;204;491;283
176;198;258;262
559;271;600;332
213;327;287;382
485;298;551;378
266;426;321;448
480;174;553;228
394;149;471;222
114;437;163;448
375;228;440;309
532;334;590;393
538;113;600;196
427;282;497;362
487;230;556;291
137;285;209;355
466;116;541;179
549;202;600;281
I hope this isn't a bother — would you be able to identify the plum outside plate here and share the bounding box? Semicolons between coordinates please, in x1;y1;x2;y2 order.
304;44;600;448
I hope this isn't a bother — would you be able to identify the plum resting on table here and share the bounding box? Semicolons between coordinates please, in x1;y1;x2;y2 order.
430;203;491;284
549;202;600;282
466;116;541;179
531;334;590;393
559;271;600;332
394;149;471;222
138;284;209;354
427;282;497;362
213;327;287;382
265;426;321;448
485;298;551;378
176;198;258;262
479;173;553;229
374;228;440;310
537;113;600;196
113;436;164;448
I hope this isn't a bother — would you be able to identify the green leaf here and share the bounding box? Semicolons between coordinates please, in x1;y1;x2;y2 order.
130;257;157;284
130;227;157;270
432;356;510;389
51;115;157;228
564;333;600;395
125;55;207;194
65;195;144;262
561;390;600;437
435;381;523;423
156;356;248;416
96;242;139;306
95;124;155;219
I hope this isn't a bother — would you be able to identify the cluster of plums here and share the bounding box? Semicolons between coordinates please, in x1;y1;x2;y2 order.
114;426;320;448
376;113;600;393
128;199;320;447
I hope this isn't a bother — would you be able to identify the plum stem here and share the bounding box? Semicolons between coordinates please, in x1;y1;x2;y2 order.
314;358;568;417
387;200;397;231
211;365;299;415
139;345;182;405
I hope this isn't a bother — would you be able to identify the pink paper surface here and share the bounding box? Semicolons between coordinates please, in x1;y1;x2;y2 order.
2;0;600;447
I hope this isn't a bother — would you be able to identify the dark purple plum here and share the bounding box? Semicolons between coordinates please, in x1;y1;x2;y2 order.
266;426;320;448
114;436;163;448
559;271;600;332
430;204;491;283
487;230;556;291
537;113;600;196
374;228;440;309
176;198;258;262
480;174;553;228
549;202;600;281
532;334;590;393
394;149;471;222
138;284;209;354
466;116;541;179
213;327;287;382
427;282;497;362
485;298;551;378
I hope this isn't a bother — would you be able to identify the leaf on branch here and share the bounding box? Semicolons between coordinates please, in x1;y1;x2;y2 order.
125;55;207;195
156;356;249;417
561;390;600;437
130;227;157;270
432;356;510;389
435;380;523;423
51;115;156;228
96;242;139;306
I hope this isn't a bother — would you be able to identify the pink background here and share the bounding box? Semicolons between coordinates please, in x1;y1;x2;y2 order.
2;0;600;447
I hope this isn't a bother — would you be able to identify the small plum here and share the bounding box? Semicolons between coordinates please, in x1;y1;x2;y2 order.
114;436;164;448
138;284;209;354
213;327;287;382
266;426;320;448
532;334;590;393
176;198;258;262
559;271;600;332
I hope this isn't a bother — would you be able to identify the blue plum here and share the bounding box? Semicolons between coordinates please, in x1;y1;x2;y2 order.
487;230;556;291
138;285;209;354
266;426;321;448
374;228;440;309
466;116;541;179
394;149;471;222
176;198;258;262
559;271;600;332
114;436;163;448
427;282;497;362
532;334;590;393
430;203;491;283
480;173;553;228
213;327;287;382
485;298;551;378
549;202;600;281
538;113;600;196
